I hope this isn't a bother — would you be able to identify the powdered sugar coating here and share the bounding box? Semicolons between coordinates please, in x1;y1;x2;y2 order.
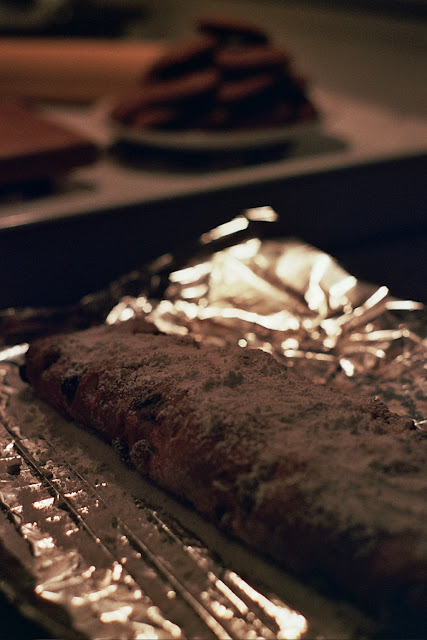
25;320;426;628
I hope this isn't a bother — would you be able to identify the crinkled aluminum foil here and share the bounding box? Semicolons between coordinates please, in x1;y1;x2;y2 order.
0;207;425;639
107;206;426;423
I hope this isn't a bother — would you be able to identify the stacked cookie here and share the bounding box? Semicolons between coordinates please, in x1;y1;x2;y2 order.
111;17;318;132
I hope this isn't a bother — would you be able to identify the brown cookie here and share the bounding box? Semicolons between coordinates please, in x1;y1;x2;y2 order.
111;69;219;125
131;106;185;130
215;45;290;78
142;68;219;106
111;19;319;133
197;16;269;46
217;73;279;105
193;105;233;130
146;36;217;81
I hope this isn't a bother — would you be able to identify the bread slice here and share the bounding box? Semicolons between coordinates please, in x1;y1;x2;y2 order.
24;319;426;632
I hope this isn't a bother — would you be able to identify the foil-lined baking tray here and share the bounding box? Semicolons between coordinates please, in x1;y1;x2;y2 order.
0;207;425;639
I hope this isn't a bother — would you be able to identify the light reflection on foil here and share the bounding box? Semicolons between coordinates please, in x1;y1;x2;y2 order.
225;572;308;640
0;404;188;639
200;216;249;244
0;343;29;362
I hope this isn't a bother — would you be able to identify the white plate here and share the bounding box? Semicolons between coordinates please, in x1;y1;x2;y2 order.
112;118;321;153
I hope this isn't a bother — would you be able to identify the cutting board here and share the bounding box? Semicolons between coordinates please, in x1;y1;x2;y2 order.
0;96;98;187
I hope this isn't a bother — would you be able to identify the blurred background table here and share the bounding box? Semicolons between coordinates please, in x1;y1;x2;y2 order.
0;0;426;309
